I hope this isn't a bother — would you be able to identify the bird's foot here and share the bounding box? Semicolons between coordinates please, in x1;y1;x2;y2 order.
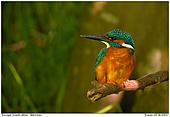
121;80;139;90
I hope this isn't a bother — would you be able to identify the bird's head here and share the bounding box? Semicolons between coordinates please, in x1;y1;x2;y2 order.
80;29;135;52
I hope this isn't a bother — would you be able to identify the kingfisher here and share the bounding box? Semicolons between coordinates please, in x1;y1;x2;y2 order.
80;29;135;86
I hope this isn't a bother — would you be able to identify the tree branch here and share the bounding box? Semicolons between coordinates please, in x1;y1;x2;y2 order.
87;70;168;102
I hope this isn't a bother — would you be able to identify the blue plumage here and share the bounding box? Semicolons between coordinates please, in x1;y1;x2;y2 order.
95;48;106;66
95;29;135;66
106;29;135;49
80;28;135;66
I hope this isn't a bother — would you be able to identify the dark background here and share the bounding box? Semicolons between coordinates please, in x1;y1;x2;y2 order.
2;2;168;112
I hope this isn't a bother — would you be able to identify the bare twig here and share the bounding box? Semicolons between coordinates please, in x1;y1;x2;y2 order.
87;71;168;102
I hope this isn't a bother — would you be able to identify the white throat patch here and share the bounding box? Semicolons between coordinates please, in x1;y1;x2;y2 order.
101;41;110;48
122;43;134;50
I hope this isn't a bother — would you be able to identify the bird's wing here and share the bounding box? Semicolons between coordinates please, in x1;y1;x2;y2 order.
95;48;107;66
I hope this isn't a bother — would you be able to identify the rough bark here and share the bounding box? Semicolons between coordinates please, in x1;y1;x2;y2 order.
87;71;168;102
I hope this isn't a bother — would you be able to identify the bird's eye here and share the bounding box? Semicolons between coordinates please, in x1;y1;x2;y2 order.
104;35;117;40
108;36;117;40
112;36;117;40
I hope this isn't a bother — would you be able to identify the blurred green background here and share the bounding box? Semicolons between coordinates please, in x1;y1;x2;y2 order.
2;2;168;113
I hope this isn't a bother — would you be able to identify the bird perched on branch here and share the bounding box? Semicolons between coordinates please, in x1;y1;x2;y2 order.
80;29;135;86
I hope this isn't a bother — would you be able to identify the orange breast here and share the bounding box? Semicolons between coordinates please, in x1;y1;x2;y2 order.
95;47;135;85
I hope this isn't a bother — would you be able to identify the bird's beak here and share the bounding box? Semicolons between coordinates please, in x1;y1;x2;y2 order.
80;34;105;41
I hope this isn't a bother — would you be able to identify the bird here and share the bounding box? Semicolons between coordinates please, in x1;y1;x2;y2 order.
80;29;135;86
